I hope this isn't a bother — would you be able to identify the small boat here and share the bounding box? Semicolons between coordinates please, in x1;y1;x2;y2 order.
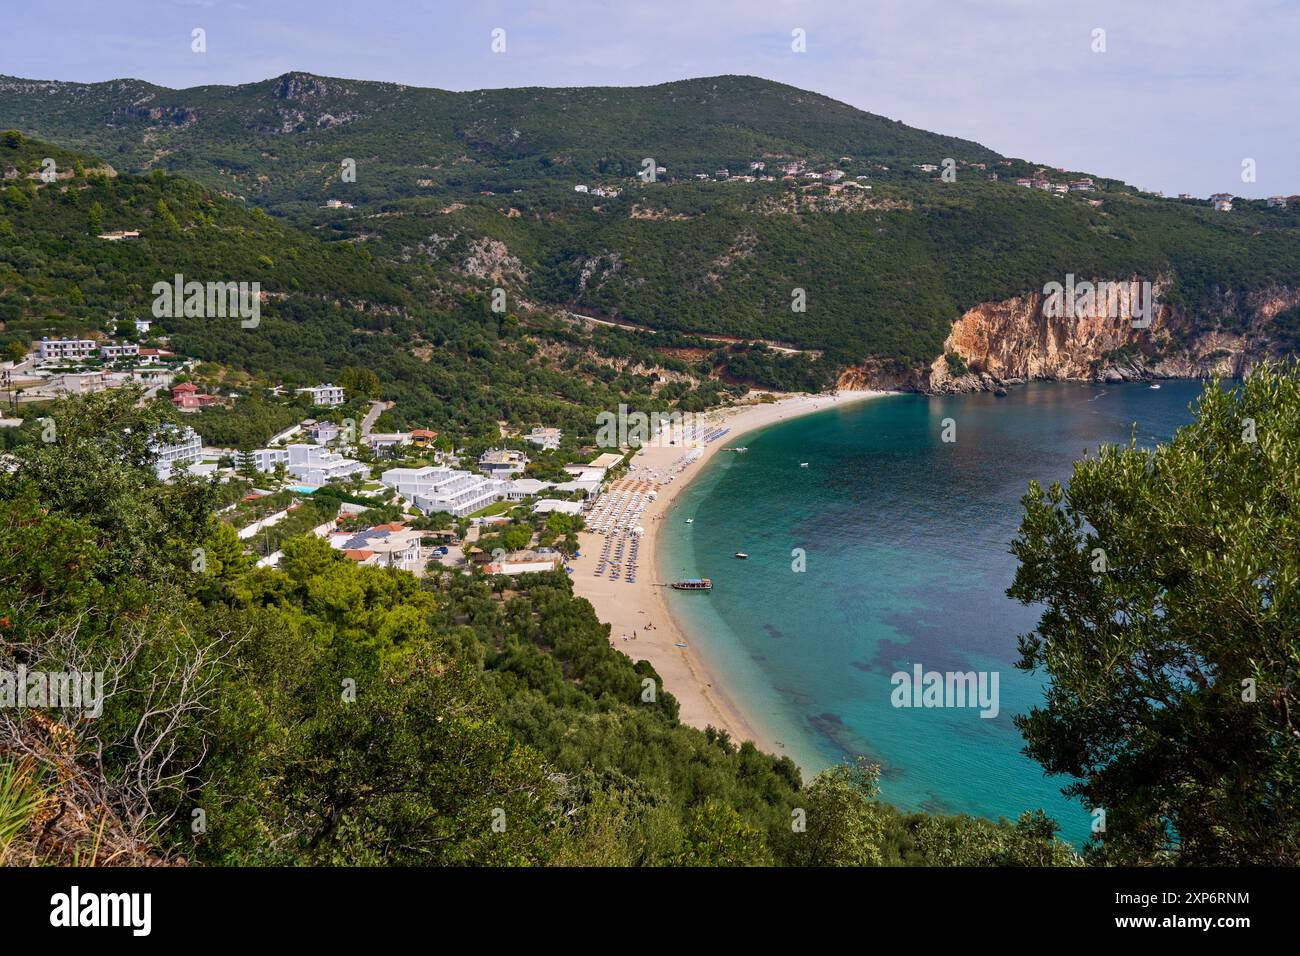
1149;383;1161;389
674;642;688;648
685;518;694;524
799;462;810;468
734;552;749;559
734;447;748;453
671;578;712;591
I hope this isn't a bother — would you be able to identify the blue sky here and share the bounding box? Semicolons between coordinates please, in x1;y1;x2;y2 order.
3;0;1297;197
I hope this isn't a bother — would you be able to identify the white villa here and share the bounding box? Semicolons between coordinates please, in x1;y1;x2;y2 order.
328;523;423;571
523;427;562;450
297;384;345;407
365;432;411;452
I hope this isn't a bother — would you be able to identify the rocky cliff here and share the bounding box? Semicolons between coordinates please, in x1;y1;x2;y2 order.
838;278;1300;394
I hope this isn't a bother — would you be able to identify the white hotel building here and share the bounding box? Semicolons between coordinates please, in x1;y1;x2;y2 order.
381;466;511;517
244;444;368;485
297;384;346;407
150;426;204;480
100;343;140;360
37;338;98;362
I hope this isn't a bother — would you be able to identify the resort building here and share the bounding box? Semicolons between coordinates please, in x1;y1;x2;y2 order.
1267;196;1289;208
298;383;345;407
328;523;423;571
365;432;410;453
554;479;601;500
37;338;97;362
47;372;108;396
150;426;204;480
243;444;367;486
506;477;552;500
409;428;438;448
478;448;528;478
134;318;152;335
244;448;291;473
562;464;608;484
380;465;510;517
100;343;140;360
284;444;367;485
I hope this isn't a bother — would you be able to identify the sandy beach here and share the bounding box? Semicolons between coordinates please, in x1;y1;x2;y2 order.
570;389;891;763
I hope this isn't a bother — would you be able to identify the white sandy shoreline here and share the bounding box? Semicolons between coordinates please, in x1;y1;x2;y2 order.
570;389;892;769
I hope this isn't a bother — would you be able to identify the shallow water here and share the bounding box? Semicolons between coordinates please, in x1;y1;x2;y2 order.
657;380;1208;843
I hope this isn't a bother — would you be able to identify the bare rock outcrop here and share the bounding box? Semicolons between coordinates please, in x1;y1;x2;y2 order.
838;279;1300;394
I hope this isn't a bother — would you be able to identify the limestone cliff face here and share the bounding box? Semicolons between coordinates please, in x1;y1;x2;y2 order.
838;278;1300;394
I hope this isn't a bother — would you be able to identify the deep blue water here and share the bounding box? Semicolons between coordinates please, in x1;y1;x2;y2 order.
657;380;1208;844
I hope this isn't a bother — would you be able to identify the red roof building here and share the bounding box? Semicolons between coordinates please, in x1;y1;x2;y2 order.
172;383;220;410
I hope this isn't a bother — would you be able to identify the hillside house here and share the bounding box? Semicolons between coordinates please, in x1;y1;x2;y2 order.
298;383;345;407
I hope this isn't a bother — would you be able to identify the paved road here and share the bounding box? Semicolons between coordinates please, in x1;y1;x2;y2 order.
563;311;811;355
360;399;390;437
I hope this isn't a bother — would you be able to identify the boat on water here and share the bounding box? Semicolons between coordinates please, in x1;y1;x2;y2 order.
685;518;694;524
671;578;712;591
1149;383;1162;389
734;552;749;559
734;447;748;453
799;462;810;468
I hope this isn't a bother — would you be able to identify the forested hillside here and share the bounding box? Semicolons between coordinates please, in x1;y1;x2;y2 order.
0;388;1081;866
0;132;731;437
0;73;1000;208
5;72;1299;379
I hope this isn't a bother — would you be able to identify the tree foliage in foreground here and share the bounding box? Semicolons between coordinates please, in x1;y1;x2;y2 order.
1009;364;1300;865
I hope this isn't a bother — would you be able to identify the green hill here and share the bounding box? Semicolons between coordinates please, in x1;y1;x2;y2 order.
0;73;1002;209
4;72;1299;387
0;131;730;440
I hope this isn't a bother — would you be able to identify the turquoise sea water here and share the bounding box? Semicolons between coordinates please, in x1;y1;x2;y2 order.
657;380;1209;844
